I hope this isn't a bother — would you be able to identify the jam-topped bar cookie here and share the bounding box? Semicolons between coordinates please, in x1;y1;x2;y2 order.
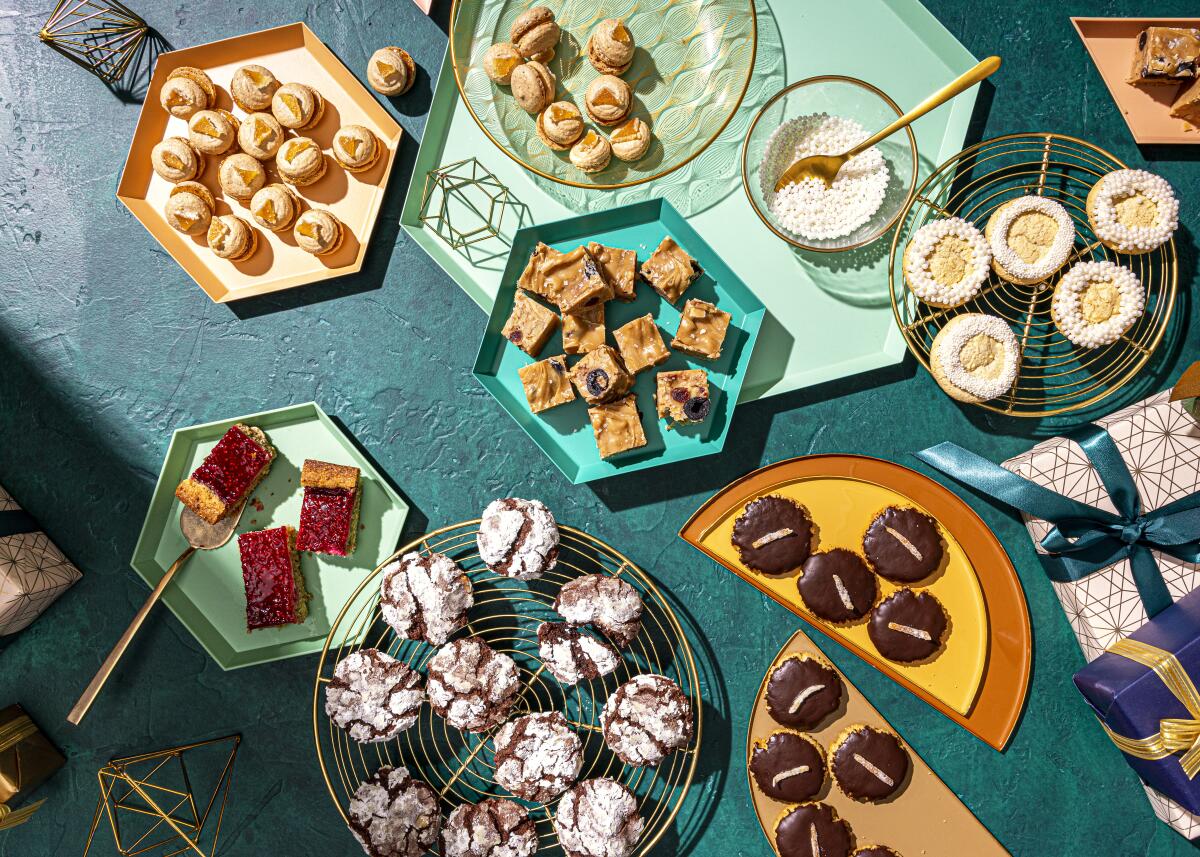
296;459;361;557
503;291;559;357
639;237;702;304
237;525;310;631
175;424;275;524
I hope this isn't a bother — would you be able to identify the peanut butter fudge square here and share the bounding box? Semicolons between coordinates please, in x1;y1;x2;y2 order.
655;369;711;427
555;778;644;857
555;573;643;648
588;395;647;459
518;355;576;413
516;242;562;299
672;298;731;360
543;246;613;314
348;766;440;857
494;711;583;802
829;724;910;803
732;494;814;574
774;802;853;857
862;506;944;583
586;242;637;301
602;674;693;766
765;653;842;730
613;314;669;373
503;291;559;357
750;730;826;803
562;304;605;355
868;588;948;663
572;344;633;405
639;237;702;304
442;799;537;857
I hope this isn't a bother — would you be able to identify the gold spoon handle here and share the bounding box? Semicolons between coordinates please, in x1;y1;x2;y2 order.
846;56;1001;159
66;545;197;725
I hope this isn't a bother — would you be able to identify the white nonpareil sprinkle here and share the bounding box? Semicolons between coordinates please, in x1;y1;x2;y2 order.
933;313;1020;401
1051;260;1144;349
1090;169;1179;253
903;217;991;306
988;196;1076;281
760;113;890;240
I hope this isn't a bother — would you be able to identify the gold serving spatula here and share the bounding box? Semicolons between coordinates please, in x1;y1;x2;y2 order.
67;503;246;725
774;56;1002;192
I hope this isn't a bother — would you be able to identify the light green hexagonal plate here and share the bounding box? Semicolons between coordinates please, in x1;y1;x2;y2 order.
130;403;409;670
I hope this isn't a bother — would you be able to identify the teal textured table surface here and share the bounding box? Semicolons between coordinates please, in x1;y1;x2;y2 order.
0;1;1198;855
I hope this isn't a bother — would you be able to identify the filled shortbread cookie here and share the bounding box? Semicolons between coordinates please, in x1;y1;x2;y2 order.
1051;260;1144;349
985;196;1075;284
902;217;991;308
929;313;1020;403
1086;169;1179;254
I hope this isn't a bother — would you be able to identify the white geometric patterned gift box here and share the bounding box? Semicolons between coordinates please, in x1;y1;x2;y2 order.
0;485;81;635
1004;390;1200;839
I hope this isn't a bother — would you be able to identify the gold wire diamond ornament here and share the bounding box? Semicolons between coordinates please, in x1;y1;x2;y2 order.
83;735;240;857
418;157;515;250
39;1;149;84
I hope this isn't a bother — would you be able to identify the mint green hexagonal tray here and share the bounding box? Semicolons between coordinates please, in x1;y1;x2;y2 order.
130;403;409;670
474;198;765;484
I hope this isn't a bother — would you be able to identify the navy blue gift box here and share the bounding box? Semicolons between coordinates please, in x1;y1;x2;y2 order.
1075;587;1200;814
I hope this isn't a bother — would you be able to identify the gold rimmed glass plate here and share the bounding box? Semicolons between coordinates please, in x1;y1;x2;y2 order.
449;0;757;191
888;132;1178;418
312;522;702;855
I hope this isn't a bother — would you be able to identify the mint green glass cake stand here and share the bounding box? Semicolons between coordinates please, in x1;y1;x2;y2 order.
402;0;979;403
130;403;409;670
474;199;765;483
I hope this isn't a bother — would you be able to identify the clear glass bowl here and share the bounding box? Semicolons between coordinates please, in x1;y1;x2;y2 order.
741;76;919;253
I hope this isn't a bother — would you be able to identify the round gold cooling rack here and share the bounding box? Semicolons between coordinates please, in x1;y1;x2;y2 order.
312;521;702;856
888;132;1178;418
448;0;758;191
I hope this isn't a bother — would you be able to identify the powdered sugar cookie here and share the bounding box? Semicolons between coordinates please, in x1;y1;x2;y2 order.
554;778;644;857
493;711;583;802
325;648;424;743
477;498;559;580
380;552;474;646
537;622;620;686
554;574;643;648
601;674;693;766
1086;169;1179;254
929;313;1020;404
1051;260;1144;349
442;798;537;857
427;637;519;733
347;766;440;857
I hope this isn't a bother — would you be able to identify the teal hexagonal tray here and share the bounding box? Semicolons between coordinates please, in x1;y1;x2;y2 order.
130;403;408;669
473;198;765;484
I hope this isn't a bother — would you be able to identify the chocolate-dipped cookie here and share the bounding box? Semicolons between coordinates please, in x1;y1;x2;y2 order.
862;506;944;583
765;654;842;730
731;495;814;574
797;549;877;623
774;802;853;857
852;847;902;857
828;725;910;803
868;589;949;663
750;730;825;803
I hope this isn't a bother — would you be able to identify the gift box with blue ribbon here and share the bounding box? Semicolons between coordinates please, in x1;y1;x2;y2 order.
1074;587;1200;814
0;485;80;636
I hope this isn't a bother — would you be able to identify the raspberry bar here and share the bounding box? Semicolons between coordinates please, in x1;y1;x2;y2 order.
296;459;362;556
237;525;310;630
175;424;274;524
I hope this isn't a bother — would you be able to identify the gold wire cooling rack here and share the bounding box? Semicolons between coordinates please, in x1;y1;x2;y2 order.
312;521;702;855
888;132;1178;418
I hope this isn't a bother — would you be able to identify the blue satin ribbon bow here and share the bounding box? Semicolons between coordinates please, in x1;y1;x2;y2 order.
918;423;1200;618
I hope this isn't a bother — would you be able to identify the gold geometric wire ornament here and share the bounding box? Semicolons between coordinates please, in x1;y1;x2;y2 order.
418;158;515;251
312;521;702;856
39;0;149;85
82;735;240;857
888;132;1178;419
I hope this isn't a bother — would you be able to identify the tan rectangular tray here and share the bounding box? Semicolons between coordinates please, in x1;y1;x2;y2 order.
1073;17;1200;145
749;629;1008;856
117;23;403;302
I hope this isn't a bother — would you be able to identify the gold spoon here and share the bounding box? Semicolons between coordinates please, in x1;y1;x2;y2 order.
774;56;1002;193
67;503;246;725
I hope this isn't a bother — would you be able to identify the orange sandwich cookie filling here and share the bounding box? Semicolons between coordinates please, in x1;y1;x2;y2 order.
276;136;327;186
249;184;302;233
237;112;284;160
368;46;416;95
217;153;267;202
207;214;258;262
333;124;381;172
187;109;239;155
163;182;214;236
271;82;324;130
230;63;280;112
294;209;345;256
159;66;214;118
151;136;204;183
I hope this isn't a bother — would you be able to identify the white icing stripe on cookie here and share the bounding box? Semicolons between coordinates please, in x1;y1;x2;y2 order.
833;574;854;611
788;683;825;714
771;765;810;788
1090;169;1178;252
810;823;820;857
888;621;932;641
989;195;1076;281
752;528;794;549
885;526;923;561
853;753;895;787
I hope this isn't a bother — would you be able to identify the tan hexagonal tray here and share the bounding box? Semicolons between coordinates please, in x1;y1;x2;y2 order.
117;22;402;302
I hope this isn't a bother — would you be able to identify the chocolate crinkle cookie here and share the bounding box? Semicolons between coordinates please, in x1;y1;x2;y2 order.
731;494;814;574
602;674;693;766
493;711;583;803
554;777;645;857
325;648;424;743
537;622;621;685
477;497;559;580
347;766;441;857
441;798;537;857
427;637;520;732
380;551;474;646
554;573;643;648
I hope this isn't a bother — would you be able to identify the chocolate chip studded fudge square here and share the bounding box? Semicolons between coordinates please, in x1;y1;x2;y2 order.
502;290;559;357
543;246;613;314
571;344;633;405
517;241;564;301
639;237;702;304
1129;27;1200;85
613;313;669;374
562;303;605;355
518;355;576;413
656;369;711;427
586;242;637;301
588;394;647;459
671;298;731;359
